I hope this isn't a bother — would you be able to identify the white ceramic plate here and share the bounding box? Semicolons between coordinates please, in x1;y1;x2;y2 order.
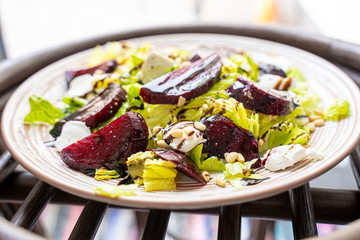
2;34;360;210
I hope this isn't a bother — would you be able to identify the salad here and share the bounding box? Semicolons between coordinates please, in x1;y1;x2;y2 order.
23;41;350;196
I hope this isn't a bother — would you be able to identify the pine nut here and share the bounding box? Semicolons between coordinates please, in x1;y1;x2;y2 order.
237;153;245;163
157;140;168;147
306;122;316;132
279;77;292;90
194;122;206;131
258;139;264;147
309;115;322;122
152;126;163;136
171;129;183;138
313;119;325;127
177;96;186;107
215;178;226;187
202;103;209;111
225;152;238;163
183;126;194;136
202;171;210;182
93;69;104;76
313;109;324;117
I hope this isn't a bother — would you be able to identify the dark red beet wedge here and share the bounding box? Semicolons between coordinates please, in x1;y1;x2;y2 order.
226;76;295;116
61;112;148;170
200;115;260;168
140;53;222;104
50;82;126;137
151;148;206;185
65;59;117;86
259;63;287;77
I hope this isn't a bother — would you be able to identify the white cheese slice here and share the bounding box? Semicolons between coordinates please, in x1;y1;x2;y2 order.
141;51;175;84
55;121;91;151
66;74;94;97
264;144;324;171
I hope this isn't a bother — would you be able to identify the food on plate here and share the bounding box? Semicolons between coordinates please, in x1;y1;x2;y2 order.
226;76;296;116
65;59;118;85
140;52;222;104
263;144;324;171
50;82;127;137
23;41;351;194
61;112;148;170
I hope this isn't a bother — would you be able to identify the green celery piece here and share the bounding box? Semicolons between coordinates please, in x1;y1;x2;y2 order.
325;99;350;121
24;95;65;125
94;184;136;197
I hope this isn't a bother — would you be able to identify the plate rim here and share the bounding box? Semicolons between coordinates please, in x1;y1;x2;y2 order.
2;33;360;209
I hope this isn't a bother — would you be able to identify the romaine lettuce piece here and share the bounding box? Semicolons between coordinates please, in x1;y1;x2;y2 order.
263;122;310;152
24;95;65;125
187;144;225;171
223;159;261;189
325;99;350;121
143;159;177;192
62;97;88;114
127;151;157;179
94;184;136;197
206;98;260;137
287;67;308;95
94;168;120;181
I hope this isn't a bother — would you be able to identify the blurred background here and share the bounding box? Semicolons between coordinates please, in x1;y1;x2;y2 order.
0;0;359;239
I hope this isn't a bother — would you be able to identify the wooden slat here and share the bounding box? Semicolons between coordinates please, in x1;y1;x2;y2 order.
217;204;241;240
0;171;359;224
0;152;18;185
289;183;318;240
11;181;54;230
69;200;107;240
141;210;170;240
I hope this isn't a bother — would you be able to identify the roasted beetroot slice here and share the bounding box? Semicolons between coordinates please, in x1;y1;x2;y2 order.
140;53;222;104
226;76;295;116
65;59;117;86
50;82;126;138
61;112;148;170
200;115;260;168
259;63;287;77
151;148;206;185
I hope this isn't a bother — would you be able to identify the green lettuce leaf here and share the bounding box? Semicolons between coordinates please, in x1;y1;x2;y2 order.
24;95;65;125
263;122;310;151
287;67;308;95
225;54;259;82
62;97;88;114
206;98;260;137
223;159;261;189
325;99;350;121
94;184;137;197
187;144;225;171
